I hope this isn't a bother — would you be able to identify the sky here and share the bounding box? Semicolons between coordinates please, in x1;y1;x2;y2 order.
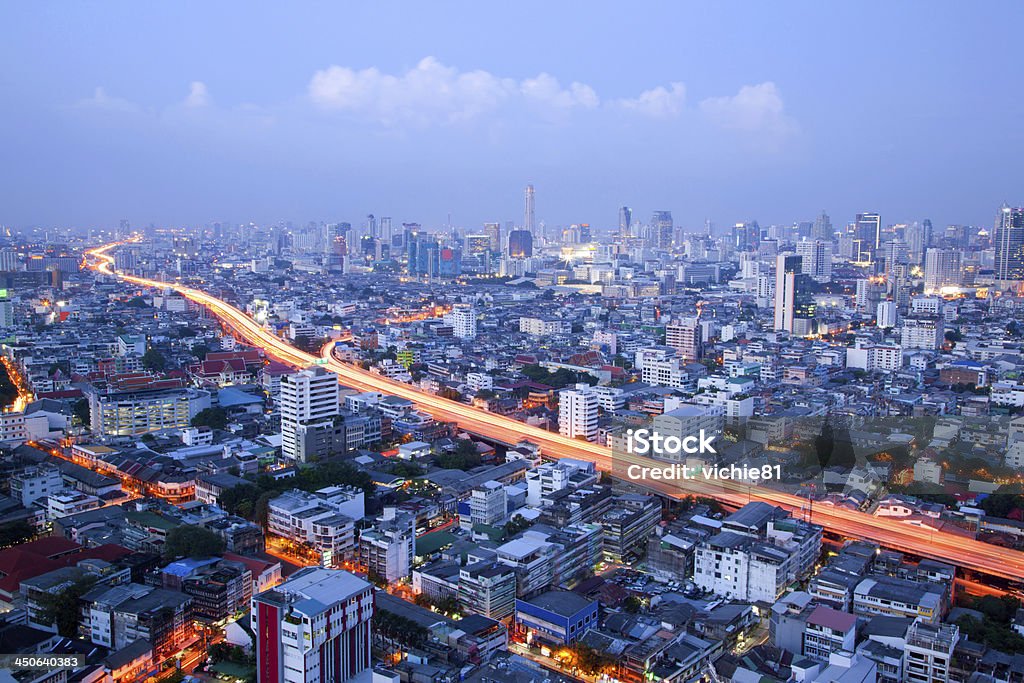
2;1;1023;233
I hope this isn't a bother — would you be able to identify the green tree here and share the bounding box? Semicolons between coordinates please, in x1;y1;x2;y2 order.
191;407;228;430
72;398;90;426
0;520;35;548
37;574;97;637
141;348;166;372
162;525;226;560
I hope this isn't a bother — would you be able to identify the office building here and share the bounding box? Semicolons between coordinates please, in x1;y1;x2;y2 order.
994;204;1024;289
923;248;961;294
508;229;533;258
618;206;632;238
796;239;833;283
652;210;673;249
267;487;365;566
470;481;508;527
855;212;881;261
774;254;815;334
88;379;211;436
459;561;517;620
515;590;598;646
254;568;373;683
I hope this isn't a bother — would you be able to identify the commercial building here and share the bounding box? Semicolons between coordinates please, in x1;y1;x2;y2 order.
254;567;373;683
515;590;598;646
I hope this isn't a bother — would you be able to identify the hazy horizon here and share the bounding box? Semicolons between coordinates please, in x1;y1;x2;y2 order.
3;1;1023;231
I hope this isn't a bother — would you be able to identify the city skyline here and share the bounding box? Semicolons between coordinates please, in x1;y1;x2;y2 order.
4;2;1024;229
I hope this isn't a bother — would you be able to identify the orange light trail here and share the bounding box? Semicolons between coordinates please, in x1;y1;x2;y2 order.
83;239;1024;583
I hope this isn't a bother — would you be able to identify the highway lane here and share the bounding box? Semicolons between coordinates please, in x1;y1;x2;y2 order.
84;240;1024;582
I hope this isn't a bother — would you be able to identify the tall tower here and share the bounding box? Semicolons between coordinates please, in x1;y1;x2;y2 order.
524;184;536;236
994;204;1024;290
652;211;673;249
923;248;962;294
855;212;881;261
618;206;632;238
774;254;802;332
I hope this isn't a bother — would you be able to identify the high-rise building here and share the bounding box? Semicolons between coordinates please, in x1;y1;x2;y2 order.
652;210;673;249
280;366;340;462
795;239;833;283
923;248;962;294
666;317;703;362
484;222;502;251
446;304;476;339
618;206;632;238
994;204;1024;289
558;384;599;442
365;214;377;240
733;222;760;251
508;229;533;258
876;301;898;329
524;184;536;236
774;254;802;332
254;568;373;683
379;216;393;244
855;212;881;261
812;211;833;242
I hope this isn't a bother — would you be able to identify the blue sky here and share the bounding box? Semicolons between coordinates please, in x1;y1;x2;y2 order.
2;1;1022;232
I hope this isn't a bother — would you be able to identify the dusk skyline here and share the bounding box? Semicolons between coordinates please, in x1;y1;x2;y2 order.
3;2;1024;230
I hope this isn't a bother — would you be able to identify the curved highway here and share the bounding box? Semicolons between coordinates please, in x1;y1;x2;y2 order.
84;240;1024;582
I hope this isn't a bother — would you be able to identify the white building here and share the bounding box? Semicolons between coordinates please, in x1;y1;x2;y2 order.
520;317;570;336
469;480;508;527
796;239;833;283
923;248;962;295
901;316;944;350
877;301;898;329
10;466;63;507
446;304;477;339
358;508;415;583
267;487;364;566
904;620;958;683
558;384;599;442
253;568;373;683
280;366;340;462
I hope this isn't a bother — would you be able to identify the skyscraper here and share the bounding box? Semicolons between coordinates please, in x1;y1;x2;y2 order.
795;239;833;283
923;248;961;294
994;204;1024;289
774;254;815;334
812;211;833;242
855;213;881;261
524;184;536;236
618;206;632;238
484;222;502;251
379;216;393;244
508;229;533;258
652;211;673;249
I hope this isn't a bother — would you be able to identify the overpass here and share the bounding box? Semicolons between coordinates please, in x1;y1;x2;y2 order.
84;240;1024;583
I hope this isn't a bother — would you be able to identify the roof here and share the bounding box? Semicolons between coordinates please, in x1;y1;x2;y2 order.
806;605;857;632
518;589;596;618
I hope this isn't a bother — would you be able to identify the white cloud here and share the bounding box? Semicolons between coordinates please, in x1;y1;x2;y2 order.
308;57;598;126
74;87;140;113
183;81;210;108
698;82;795;135
615;82;686;118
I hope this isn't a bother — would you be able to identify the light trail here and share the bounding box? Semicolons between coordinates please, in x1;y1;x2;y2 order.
84;240;1024;583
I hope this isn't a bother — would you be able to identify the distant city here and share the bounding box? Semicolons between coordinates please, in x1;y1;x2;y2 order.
0;186;1021;683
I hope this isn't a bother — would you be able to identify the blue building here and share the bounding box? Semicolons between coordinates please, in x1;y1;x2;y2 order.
515;590;598;646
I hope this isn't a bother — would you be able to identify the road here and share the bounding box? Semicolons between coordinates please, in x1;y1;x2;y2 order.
84;240;1024;583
